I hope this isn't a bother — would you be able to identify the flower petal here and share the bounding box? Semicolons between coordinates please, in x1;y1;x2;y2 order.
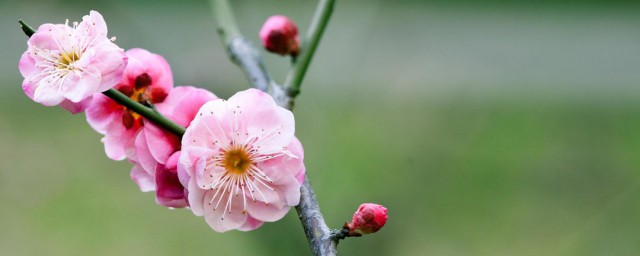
29;24;72;52
103;120;137;160
246;200;290;223
229;89;295;153
77;10;109;44
202;193;248;232
85;93;122;134
61;66;101;103
188;179;206;216
60;97;92;114
92;43;127;92
33;75;65;106
131;163;155;192
133;129;158;172
155;152;186;206
237;215;264;231
181;99;229;150
18;51;36;79
157;86;217;127
144;123;179;164
125;48;173;92
21;66;41;101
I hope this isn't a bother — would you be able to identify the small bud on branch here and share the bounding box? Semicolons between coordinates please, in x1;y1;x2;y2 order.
345;203;388;236
260;15;300;57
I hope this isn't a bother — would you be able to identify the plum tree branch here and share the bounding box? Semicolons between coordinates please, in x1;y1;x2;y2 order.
210;0;339;255
210;0;277;94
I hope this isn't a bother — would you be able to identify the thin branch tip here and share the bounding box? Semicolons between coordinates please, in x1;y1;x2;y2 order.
19;19;35;37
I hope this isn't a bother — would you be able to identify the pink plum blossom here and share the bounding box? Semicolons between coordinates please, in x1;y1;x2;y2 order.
259;15;300;56
129;86;218;208
86;48;173;160
19;11;127;113
347;203;388;236
180;88;305;232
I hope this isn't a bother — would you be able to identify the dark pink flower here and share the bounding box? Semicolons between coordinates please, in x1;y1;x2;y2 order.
259;15;300;56
180;89;305;232
86;48;173;160
347;203;388;236
19;11;127;113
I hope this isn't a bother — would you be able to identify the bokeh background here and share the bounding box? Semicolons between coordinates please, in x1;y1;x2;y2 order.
2;0;640;255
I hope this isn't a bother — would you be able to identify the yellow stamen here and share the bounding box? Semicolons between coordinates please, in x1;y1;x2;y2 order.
223;148;252;174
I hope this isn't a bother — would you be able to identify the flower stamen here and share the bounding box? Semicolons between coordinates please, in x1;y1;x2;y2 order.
205;126;281;218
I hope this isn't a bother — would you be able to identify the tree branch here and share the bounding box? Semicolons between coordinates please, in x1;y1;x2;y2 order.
210;0;276;94
210;0;339;255
296;176;339;255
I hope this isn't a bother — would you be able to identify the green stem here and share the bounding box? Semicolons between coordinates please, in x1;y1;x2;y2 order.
283;0;336;97
18;20;186;138
102;89;186;137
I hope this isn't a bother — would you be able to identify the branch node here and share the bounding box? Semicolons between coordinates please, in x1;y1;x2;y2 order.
286;86;300;98
330;228;350;241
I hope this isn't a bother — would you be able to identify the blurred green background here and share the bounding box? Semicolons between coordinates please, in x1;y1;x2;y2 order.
2;0;640;255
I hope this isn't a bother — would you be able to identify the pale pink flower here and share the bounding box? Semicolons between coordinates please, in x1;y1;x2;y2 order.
259;15;300;56
19;11;127;113
129;86;218;208
86;48;173;160
347;203;388;236
180;89;305;232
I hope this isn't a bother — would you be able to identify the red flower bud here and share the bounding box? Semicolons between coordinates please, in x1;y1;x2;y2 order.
259;15;300;56
347;203;388;236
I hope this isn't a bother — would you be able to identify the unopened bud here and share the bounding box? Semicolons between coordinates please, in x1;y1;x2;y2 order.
259;15;299;56
346;203;388;236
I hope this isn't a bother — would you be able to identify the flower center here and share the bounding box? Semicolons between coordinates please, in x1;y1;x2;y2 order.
117;73;168;129
58;52;80;69
126;73;153;103
222;148;252;174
